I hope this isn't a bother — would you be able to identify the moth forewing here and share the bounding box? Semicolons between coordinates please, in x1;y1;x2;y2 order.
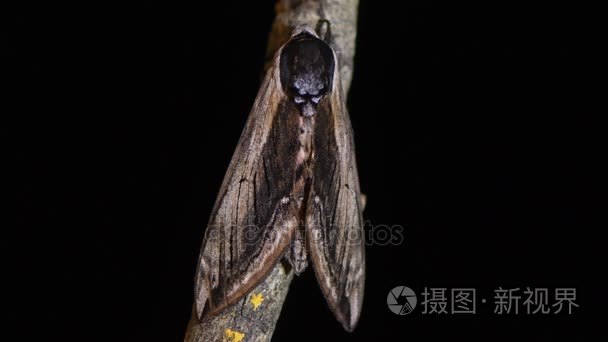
194;43;298;320
305;35;365;332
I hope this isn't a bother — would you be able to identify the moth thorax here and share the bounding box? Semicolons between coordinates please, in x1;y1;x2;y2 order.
280;32;335;117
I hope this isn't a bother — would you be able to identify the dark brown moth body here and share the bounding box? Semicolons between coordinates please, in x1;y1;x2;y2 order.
194;25;364;332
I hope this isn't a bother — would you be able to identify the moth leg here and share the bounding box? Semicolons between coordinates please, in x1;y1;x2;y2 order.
360;194;367;211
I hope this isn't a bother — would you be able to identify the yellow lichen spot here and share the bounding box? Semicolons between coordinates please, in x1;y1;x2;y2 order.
250;293;264;311
224;328;245;342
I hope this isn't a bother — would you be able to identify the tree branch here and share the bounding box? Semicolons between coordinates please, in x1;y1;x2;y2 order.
184;1;358;341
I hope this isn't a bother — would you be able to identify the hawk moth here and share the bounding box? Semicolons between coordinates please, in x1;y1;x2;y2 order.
194;24;364;332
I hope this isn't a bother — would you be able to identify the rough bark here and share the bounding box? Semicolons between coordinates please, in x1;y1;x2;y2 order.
184;1;358;341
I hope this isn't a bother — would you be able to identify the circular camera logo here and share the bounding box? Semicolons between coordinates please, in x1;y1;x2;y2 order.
387;286;417;315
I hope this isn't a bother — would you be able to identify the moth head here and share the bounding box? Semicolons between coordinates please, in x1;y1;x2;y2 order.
280;25;335;117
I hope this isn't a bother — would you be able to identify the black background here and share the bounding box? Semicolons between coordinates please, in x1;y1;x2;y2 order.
6;2;603;341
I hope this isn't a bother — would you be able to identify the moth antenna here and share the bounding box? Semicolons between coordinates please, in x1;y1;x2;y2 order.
315;19;332;43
